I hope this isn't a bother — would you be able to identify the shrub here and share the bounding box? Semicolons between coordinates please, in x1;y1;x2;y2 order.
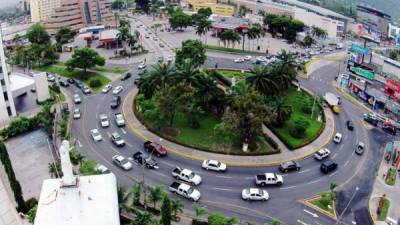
265;136;279;149
25;198;38;210
89;79;102;88
208;70;232;86
0;117;39;138
301;104;312;114
289;120;309;138
27;206;37;223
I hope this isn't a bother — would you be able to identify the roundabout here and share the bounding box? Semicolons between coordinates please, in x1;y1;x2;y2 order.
67;18;392;225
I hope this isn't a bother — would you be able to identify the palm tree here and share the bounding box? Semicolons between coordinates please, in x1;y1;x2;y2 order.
117;26;130;50
132;183;142;206
192;203;208;222
219;29;240;48
174;59;203;86
117;185;131;213
196;19;212;44
195;73;225;111
148;186;164;209
270;96;292;126
48;161;62;178
246;65;280;96
170;199;184;220
131;211;157;225
311;26;327;39
137;62;176;98
126;34;138;55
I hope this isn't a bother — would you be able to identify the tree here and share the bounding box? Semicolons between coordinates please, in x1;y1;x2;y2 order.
174;59;203;86
79;160;100;175
275;50;299;84
175;39;206;66
136;0;150;13
169;10;192;30
192;203;208;221
148;186;164;209
246;65;279;96
239;5;249;17
151;23;162;34
170;199;183;219
27;206;37;223
389;50;398;60
26;23;50;45
48;160;62;178
117;26;130;50
197;7;212;18
285;19;304;42
132;211;158;225
69;147;85;165
270;96;292;126
137;62;176;98
55;27;75;50
154;83;195;126
117;185;130;213
195;18;212;44
311;25;327;39
219;29;241;48
160;195;172;225
65;48;105;73
265;220;281;225
208;212;238;225
303;35;315;47
330;183;338;201
132;183;143;206
0;141;27;213
112;0;125;10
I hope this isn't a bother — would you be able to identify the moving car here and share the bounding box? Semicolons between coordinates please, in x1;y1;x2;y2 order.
112;86;123;95
90;129;102;142
132;151;159;169
159;43;165;48
355;142;365;155
99;114;110;128
320;159;338;174
67;78;75;84
202;160;227;172
241;188;269;201
234;58;245;63
169;182;201;201
102;84;112;93
144;141;167;156
279;161;301;173
138;63;146;69
121;73;131;81
74;94;82;104
363;113;378;126
255;173;283;186
114;113;125;127
346;120;354;131
110;96;121;109
111;132;125;147
172;167;202;185
333;133;342;143
47;74;56;82
73;108;81;119
59;80;69;87
112;155;132;170
314;148;331;160
96;164;110;174
82;86;91;95
244;55;252;61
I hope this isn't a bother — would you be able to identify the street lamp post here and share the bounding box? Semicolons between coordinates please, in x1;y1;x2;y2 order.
334;186;359;225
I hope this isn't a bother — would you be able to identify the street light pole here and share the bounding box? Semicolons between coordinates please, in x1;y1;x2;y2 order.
334;186;359;225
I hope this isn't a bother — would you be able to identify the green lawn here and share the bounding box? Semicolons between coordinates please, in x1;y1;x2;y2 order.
217;69;251;80
271;88;323;149
57;62;128;74
378;198;390;221
385;169;397;186
310;192;335;215
37;65;110;92
206;45;259;54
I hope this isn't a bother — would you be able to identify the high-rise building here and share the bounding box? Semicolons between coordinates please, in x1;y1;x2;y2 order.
18;0;31;14
30;0;62;23
0;30;17;125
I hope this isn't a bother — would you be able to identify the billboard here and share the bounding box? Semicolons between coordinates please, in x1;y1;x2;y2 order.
351;44;369;56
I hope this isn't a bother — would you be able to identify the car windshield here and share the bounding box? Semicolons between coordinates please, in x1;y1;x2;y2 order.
216;162;221;167
92;130;99;135
257;189;263;195
121;159;128;165
188;172;195;179
187;187;194;194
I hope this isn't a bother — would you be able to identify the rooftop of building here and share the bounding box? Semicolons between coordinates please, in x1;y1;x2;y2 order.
9;73;35;94
34;173;119;225
356;4;391;19
211;16;249;29
99;29;120;42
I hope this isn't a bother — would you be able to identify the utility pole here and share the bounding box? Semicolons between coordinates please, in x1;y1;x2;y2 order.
334;186;359;225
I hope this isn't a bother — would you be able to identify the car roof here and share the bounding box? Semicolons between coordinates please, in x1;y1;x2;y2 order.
249;188;261;194
207;160;219;165
322;159;336;166
112;132;120;137
113;155;124;160
335;133;342;137
91;129;99;132
318;148;329;153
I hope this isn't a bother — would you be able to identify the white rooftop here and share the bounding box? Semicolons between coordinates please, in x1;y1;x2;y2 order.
100;29;120;41
8;73;35;97
0;178;23;225
34;173;120;225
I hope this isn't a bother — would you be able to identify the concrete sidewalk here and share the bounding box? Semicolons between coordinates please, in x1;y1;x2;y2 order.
122;88;336;166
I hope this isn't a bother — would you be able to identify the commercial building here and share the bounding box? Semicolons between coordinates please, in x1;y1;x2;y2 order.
210;16;249;36
45;0;117;35
356;5;391;40
34;141;120;225
236;0;294;17
185;0;235;16
30;0;62;23
18;0;30;14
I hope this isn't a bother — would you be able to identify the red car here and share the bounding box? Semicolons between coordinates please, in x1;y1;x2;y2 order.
144;141;167;156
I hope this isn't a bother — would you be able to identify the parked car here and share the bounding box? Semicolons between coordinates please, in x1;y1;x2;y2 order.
132;152;159;169
112;86;123;95
47;74;56;82
172;167;202;185
320;159;338;174
59;80;69;87
99;114;110;128
333;133;342;143
255;173;283;186
144;141;167;156
75;81;84;89
363;113;378;126
82;86;91;95
159;43;165;48
73;94;82;104
121;73;131;81
169;182;200;201
138;63;146;69
95;164;110;174
241;188;269;201
355;142;365;155
102;84;112;93
244;55;252;61
346;120;354;131
314;148;331;160
73;108;81;119
138;69;147;75
111;132;125;147
110;96;121;109
201;160;227;172
112;155;132;170
67;78;75;84
279;161;301;172
167;55;173;62
90;129;102;142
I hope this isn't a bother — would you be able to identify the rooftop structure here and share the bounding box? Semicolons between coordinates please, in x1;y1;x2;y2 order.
34;141;120;225
99;29;119;43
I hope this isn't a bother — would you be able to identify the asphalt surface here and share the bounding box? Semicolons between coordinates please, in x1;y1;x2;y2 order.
66;18;392;225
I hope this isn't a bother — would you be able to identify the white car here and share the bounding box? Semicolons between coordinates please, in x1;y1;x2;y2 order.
112;155;132;170
96;164;110;174
99;114;110;128
102;84;112;93
256;56;266;62
202;160;227;172
333;133;342;143
90;129;102;142
47;74;56;82
244;55;252;61
138;63;147;69
114;113;125;127
112;86;123;95
314;148;331;160
234;58;245;63
73;94;81;104
167;55;173;62
242;188;269;201
73;108;81;119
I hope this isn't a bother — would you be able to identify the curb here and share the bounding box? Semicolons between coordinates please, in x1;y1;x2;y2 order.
301;196;338;220
122;88;336;167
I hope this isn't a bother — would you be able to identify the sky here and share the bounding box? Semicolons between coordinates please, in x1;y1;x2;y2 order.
0;0;18;9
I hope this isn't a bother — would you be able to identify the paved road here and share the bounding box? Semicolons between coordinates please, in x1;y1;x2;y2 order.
66;18;391;225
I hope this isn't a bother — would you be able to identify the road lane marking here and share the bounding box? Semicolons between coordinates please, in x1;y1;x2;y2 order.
314;221;322;225
351;221;356;225
297;219;309;225
329;171;338;177
303;209;318;218
77;140;83;148
299;169;310;174
332;153;337;159
216;175;232;179
159;160;176;168
307;178;321;185
121;128;127;134
212;187;233;191
126;142;133;147
344;160;350;167
387;217;397;224
151;170;168;178
279;185;297;190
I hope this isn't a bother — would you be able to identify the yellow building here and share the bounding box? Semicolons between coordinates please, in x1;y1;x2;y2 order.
30;0;62;23
186;0;235;16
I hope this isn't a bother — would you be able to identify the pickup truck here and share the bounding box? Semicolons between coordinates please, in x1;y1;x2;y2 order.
114;113;125;127
255;173;283;186
172;167;202;185
169;182;201;201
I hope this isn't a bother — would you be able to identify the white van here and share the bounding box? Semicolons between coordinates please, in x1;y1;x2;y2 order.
333;133;342;143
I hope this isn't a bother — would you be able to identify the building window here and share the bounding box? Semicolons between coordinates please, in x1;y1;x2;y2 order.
84;2;92;24
6;106;12;116
3;91;8;101
0;79;4;86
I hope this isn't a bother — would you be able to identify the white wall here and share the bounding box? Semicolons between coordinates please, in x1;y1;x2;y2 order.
33;72;49;103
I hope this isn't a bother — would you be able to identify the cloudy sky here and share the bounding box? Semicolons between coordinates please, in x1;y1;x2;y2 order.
0;0;18;9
